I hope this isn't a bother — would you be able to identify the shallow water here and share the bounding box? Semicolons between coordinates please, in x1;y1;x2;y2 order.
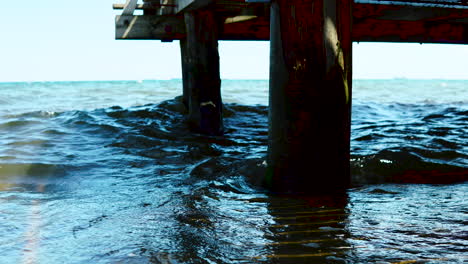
0;79;467;263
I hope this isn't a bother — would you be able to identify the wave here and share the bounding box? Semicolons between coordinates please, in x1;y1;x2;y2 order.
351;150;467;184
1;96;466;188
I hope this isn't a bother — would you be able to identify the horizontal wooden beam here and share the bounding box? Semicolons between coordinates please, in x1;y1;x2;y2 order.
119;0;139;16
353;3;468;22
115;3;468;44
353;19;468;44
353;3;468;44
176;0;213;13
115;14;270;40
115;15;185;40
113;3;176;10
222;15;269;40
357;0;468;9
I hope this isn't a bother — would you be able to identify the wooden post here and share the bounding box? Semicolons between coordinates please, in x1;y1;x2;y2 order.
180;38;189;110
142;0;159;15
266;0;352;194
160;0;175;15
181;10;223;135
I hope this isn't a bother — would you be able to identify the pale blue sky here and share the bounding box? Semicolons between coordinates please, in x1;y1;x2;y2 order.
1;0;467;82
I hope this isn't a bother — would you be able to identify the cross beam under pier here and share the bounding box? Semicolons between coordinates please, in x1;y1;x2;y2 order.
115;2;468;44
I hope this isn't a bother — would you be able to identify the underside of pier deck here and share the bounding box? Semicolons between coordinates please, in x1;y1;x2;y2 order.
115;0;468;44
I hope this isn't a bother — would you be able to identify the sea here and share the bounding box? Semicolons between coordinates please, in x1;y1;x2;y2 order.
0;79;466;263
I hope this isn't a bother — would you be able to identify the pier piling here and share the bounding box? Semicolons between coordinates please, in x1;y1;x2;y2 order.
266;0;353;194
114;0;468;194
181;10;223;135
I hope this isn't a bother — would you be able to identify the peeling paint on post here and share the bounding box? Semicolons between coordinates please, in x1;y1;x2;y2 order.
266;0;352;194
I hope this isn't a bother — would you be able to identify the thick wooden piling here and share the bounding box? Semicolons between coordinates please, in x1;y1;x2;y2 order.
181;10;223;135
266;0;352;194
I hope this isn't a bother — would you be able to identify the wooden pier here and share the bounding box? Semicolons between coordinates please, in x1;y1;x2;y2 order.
114;0;468;194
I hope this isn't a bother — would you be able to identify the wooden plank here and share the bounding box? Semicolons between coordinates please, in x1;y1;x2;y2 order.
113;3;176;10
353;3;468;44
122;0;139;15
115;16;468;43
176;0;213;13
353;19;468;44
114;3;468;43
357;0;468;8
222;15;270;40
353;3;468;22
115;14;270;40
114;4;148;10
115;15;185;40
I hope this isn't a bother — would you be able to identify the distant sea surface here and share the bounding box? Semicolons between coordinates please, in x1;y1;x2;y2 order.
0;79;466;263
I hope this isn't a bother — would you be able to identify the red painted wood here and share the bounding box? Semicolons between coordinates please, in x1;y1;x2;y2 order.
222;3;468;43
353;18;467;44
221;16;270;40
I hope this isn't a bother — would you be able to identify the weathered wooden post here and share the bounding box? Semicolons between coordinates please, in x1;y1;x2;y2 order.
180;10;223;135
180;38;189;109
266;0;352;194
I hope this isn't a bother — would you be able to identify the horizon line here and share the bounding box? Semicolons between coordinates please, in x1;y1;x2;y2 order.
1;77;468;84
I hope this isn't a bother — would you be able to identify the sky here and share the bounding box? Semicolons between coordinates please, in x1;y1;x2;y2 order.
1;0;467;82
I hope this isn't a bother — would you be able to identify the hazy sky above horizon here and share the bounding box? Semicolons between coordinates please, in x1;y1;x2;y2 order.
1;0;467;82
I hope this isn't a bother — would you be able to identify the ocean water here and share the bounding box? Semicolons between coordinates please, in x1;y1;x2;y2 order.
0;79;466;263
